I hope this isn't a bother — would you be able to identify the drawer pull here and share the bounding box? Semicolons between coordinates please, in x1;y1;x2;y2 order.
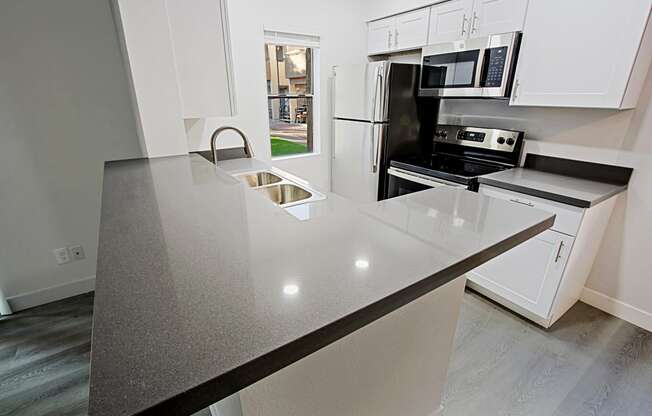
554;241;565;263
509;198;534;207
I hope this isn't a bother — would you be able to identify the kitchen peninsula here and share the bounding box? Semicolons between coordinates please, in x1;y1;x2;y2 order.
88;154;554;416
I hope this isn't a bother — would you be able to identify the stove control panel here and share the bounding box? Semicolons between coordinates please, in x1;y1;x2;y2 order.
433;125;523;153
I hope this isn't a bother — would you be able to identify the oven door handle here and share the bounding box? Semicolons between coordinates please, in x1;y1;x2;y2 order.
388;167;467;188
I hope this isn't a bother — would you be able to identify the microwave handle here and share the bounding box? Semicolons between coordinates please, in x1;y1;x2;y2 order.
474;48;486;89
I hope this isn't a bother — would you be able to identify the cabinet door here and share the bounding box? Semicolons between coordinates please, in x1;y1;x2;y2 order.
368;17;395;55
428;0;474;43
470;0;528;38
394;8;431;51
510;0;651;108
468;230;574;319
166;0;235;118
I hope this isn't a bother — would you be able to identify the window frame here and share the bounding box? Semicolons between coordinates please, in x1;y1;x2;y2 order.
264;31;320;160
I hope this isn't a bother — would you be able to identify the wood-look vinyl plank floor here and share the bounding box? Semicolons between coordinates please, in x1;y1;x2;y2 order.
0;290;650;416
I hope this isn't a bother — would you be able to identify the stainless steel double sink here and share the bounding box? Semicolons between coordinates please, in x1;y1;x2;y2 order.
234;170;324;207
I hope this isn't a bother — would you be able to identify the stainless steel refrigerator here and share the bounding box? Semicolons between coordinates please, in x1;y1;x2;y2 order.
331;62;438;202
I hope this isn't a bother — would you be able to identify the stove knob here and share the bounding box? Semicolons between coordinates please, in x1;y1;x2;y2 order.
506;138;515;146
497;137;506;145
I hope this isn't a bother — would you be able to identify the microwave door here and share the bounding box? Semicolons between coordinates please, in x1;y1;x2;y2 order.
420;49;483;97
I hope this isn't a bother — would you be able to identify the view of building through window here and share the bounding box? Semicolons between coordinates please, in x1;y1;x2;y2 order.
265;43;313;157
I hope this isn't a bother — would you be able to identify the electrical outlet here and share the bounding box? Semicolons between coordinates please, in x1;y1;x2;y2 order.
53;247;71;265
69;245;86;261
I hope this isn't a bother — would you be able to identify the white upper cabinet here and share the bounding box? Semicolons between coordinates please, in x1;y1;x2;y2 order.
367;17;396;55
367;9;429;55
394;9;431;51
429;0;474;43
470;0;528;38
166;0;236;118
511;0;652;109
428;0;526;44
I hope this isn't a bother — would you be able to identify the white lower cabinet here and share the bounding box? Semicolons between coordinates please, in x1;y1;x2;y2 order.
469;184;618;327
468;229;573;319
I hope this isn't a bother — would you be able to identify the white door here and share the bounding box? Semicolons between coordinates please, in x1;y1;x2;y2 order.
368;17;395;55
470;0;528;38
428;0;474;44
394;8;431;51
333;62;385;122
468;229;574;319
510;0;651;108
331;120;379;203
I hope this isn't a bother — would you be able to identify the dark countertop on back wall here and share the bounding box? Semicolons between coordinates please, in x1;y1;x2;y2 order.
88;154;554;416
478;154;633;208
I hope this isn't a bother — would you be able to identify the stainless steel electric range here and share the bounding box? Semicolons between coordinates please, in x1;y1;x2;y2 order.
384;124;524;199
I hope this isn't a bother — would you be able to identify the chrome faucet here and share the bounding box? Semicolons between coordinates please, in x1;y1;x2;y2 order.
210;126;255;164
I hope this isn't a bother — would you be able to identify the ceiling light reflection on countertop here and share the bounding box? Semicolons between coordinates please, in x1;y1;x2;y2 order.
355;259;369;269
283;284;300;296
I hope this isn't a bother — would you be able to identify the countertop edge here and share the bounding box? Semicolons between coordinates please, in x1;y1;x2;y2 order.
477;177;628;208
133;214;555;416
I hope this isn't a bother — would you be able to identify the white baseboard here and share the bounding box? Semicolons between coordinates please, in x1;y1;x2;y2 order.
581;287;652;333
6;275;95;312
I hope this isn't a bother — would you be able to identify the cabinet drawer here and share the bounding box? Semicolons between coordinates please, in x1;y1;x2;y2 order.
479;184;584;236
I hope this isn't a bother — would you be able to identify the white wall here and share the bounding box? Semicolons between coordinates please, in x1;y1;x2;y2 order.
361;0;446;21
0;0;142;309
439;68;652;327
185;0;368;190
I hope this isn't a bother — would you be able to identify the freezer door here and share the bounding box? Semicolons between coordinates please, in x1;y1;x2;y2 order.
331;119;381;203
333;62;388;122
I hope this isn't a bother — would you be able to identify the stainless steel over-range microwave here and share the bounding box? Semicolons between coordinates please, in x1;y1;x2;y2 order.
419;31;521;99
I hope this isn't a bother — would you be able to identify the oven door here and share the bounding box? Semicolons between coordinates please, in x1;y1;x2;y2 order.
385;167;467;199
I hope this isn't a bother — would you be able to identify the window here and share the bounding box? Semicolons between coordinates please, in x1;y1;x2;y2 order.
264;32;319;158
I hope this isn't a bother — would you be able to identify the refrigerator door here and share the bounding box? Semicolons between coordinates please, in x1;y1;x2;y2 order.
331;119;381;202
333;62;388;122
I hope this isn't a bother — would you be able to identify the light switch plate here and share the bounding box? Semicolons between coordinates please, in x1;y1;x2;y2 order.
53;247;71;265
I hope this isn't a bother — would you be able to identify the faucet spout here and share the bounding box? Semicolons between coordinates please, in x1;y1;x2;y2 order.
210;126;254;164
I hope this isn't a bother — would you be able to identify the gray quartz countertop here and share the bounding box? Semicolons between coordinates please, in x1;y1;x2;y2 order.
89;154;553;416
478;168;628;208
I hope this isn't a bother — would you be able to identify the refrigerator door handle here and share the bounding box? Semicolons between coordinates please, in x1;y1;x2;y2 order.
370;123;377;173
369;68;382;173
372;124;384;173
370;67;382;123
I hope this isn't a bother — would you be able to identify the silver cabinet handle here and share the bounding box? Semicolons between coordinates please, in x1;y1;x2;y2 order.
387;30;392;49
554;241;565;263
394;28;399;47
461;14;468;37
509;198;534;207
471;12;479;34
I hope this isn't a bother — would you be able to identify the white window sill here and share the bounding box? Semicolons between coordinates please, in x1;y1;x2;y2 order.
272;151;321;161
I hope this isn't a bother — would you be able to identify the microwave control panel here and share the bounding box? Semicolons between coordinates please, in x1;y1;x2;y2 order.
483;46;508;87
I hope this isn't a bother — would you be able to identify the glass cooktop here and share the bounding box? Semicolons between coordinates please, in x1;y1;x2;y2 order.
390;154;508;185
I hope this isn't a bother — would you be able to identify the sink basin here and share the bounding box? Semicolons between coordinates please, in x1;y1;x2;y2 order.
236;171;282;187
256;184;312;206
